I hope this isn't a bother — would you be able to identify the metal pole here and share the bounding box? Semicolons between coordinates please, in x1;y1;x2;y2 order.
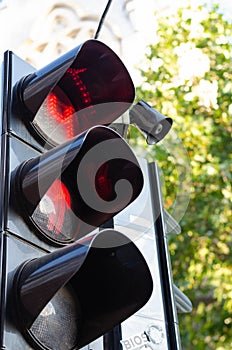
148;161;181;350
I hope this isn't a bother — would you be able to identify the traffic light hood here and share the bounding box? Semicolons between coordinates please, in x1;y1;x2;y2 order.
13;126;144;245
13;229;153;349
15;39;135;146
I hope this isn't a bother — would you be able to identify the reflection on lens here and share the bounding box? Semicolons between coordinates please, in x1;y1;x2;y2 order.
29;286;81;350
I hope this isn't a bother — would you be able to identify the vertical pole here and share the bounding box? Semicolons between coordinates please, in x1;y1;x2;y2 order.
0;234;7;350
101;218;122;350
103;326;122;350
0;49;11;350
148;161;181;350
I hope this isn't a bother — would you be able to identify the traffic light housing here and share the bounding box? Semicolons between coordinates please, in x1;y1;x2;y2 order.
14;39;135;148
9;229;152;350
0;40;153;349
12;125;143;245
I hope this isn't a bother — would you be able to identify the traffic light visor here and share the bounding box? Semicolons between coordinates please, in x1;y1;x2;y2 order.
17;40;135;146
12;230;153;349
13;126;143;245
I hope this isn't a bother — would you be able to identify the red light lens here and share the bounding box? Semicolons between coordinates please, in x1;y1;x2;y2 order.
30;164;115;243
32;179;75;243
46;68;96;141
33;69;96;145
46;89;75;141
32;40;134;146
95;163;113;201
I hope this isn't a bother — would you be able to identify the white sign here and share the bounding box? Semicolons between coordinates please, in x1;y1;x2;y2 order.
121;324;166;350
120;332;149;350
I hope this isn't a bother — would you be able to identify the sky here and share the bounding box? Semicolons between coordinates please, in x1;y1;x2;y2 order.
160;0;232;15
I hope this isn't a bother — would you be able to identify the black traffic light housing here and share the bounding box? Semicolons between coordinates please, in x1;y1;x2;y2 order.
4;40;139;248
0;41;153;350
12;125;143;245
9;229;152;350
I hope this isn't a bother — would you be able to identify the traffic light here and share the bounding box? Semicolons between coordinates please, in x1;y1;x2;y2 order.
8;229;152;350
0;40;153;349
12;125;143;245
14;39;135;148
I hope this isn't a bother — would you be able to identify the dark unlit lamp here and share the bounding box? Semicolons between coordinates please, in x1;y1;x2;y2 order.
130;100;173;144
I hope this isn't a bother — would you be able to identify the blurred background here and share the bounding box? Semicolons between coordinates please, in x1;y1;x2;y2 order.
0;0;231;349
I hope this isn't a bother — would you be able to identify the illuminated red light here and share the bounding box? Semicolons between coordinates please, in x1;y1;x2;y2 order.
32;179;72;240
29;40;135;146
46;180;71;235
66;68;92;108
47;92;75;140
95;163;113;201
19;126;143;245
44;67;95;143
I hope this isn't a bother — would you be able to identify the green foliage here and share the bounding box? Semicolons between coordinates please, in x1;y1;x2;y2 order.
128;4;232;349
